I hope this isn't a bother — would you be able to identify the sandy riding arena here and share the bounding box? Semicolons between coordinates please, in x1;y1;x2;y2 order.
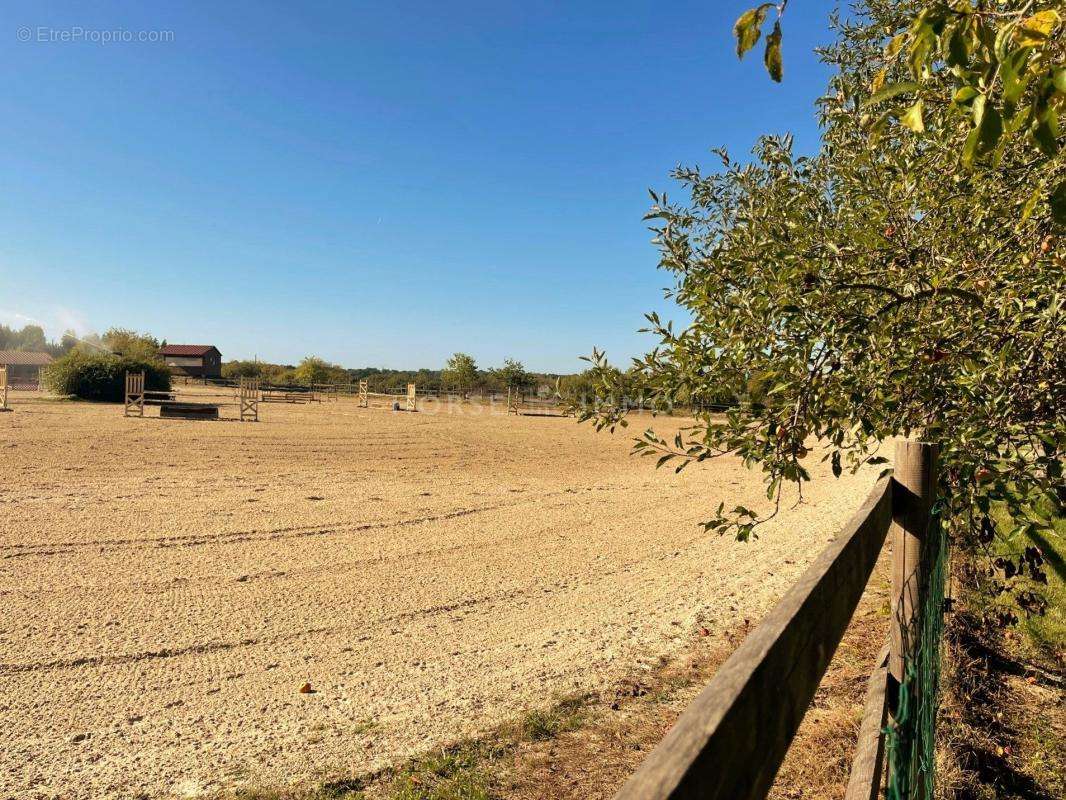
0;393;879;799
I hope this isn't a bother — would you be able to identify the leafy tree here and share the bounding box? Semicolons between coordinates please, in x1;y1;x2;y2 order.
0;323;48;352
584;0;1063;630
102;328;162;361
442;352;478;393
58;330;79;355
292;356;345;386
733;1;1063;198
492;358;532;391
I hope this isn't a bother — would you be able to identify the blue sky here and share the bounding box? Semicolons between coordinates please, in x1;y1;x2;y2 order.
0;1;838;372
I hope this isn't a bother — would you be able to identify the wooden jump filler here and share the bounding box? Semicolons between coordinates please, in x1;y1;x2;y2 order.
124;371;146;417
359;380;368;408
406;383;417;412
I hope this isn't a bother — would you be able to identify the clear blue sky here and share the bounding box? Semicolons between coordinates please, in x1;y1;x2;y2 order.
0;1;837;372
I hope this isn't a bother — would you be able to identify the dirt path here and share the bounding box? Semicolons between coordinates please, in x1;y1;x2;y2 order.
0;394;880;799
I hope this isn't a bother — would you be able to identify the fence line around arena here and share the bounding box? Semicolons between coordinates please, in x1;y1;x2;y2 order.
614;440;943;800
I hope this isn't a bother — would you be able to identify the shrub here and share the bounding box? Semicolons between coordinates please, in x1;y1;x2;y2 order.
43;351;171;401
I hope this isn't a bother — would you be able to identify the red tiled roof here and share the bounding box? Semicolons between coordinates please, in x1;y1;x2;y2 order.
0;350;53;366
159;344;219;357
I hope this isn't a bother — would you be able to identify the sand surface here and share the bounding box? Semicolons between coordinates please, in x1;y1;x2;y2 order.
0;392;879;799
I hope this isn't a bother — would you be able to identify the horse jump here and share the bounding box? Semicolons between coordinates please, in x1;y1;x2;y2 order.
125;372;259;421
358;381;417;412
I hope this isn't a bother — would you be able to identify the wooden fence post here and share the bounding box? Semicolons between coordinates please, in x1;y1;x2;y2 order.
888;439;938;797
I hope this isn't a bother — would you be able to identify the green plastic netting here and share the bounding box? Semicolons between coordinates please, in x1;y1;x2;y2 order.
885;504;948;800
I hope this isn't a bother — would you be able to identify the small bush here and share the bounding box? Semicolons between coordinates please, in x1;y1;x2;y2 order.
43;351;171;401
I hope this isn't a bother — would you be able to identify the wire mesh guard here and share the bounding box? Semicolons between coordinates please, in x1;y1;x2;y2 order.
885;505;948;800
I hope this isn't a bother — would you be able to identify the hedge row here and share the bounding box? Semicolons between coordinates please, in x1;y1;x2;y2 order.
42;352;171;402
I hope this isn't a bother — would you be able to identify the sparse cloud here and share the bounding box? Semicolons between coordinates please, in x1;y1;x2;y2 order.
0;306;96;340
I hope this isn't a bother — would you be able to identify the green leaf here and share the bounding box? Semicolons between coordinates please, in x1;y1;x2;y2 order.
1053;181;1066;228
908;25;933;78
734;5;772;59
1054;67;1066;94
1019;185;1042;224
901;99;925;132
1032;108;1060;155
977;104;1003;153
953;85;979;104
863;81;919;107
946;23;969;67
764;20;783;82
961;125;981;168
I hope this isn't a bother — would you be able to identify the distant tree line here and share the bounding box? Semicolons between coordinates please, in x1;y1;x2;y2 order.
18;321;742;409
0;323;78;356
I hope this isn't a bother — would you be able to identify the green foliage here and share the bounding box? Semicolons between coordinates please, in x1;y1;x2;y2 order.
734;1;1065;177
101;327;162;361
441;352;478;393
489;358;531;391
978;504;1065;658
292;356;347;386
0;323;78;356
222;360;295;384
42;350;170;401
588;0;1064;603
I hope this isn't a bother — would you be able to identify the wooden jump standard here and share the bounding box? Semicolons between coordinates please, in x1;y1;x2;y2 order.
614;440;939;800
0;366;9;412
358;381;417;412
124;372;260;421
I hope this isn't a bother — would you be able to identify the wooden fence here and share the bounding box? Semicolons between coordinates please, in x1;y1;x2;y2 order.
0;366;8;412
614;440;939;800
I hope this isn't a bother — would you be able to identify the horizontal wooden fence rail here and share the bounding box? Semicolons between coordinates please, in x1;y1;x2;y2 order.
845;642;892;800
615;439;937;800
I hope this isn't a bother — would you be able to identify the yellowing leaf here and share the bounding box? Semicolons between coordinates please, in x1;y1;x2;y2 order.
734;6;770;59
885;32;907;59
764;21;783;82
901;98;925;132
871;67;887;94
1015;10;1060;47
1019;185;1042;225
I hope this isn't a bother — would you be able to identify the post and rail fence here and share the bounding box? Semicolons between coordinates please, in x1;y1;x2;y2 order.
614;440;944;800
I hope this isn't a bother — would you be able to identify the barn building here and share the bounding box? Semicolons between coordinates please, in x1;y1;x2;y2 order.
0;351;53;389
159;344;223;379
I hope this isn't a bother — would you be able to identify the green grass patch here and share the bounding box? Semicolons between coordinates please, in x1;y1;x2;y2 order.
230;693;596;800
508;694;589;741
